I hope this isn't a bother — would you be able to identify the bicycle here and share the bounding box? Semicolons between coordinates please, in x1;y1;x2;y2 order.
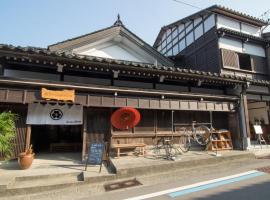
148;136;181;160
174;121;214;153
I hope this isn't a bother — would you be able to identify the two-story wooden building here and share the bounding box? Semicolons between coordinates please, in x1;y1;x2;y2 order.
0;16;245;160
154;5;270;148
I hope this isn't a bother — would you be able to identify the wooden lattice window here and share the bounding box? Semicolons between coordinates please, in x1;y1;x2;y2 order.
221;49;239;68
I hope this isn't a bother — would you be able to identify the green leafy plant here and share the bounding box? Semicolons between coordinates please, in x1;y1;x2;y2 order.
0;111;18;160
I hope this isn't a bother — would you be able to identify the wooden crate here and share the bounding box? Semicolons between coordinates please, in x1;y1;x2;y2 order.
208;131;233;151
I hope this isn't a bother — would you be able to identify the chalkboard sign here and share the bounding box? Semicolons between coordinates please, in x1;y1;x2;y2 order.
85;142;105;172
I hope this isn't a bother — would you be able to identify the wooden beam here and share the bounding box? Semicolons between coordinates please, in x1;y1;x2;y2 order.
25;125;31;151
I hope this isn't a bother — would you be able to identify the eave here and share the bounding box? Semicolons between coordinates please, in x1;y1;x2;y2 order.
0;44;247;86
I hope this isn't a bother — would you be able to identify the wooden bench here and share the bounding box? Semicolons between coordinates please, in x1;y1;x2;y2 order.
111;143;146;158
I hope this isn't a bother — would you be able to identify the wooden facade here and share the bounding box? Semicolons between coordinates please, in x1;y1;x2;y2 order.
0;43;245;159
2;10;266;159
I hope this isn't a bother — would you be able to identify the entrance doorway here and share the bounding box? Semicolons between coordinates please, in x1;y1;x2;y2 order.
247;101;270;144
31;125;82;153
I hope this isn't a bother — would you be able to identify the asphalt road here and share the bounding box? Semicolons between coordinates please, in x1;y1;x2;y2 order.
88;158;270;200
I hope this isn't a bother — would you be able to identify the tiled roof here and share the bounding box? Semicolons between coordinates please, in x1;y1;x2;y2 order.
213;5;268;25
0;43;251;84
217;28;269;43
154;5;268;47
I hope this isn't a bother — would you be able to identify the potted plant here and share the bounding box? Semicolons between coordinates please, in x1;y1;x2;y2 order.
0;111;17;160
18;145;35;170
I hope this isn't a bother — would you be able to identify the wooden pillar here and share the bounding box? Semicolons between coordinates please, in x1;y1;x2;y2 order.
243;94;251;137
25;125;31;151
82;108;88;161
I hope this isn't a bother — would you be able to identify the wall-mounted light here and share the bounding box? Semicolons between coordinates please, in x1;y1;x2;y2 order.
114;92;118;97
161;95;165;99
159;75;165;83
113;70;119;78
197;79;203;87
56;63;64;72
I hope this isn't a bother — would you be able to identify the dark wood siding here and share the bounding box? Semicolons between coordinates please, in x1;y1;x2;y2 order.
179;28;220;73
251;55;268;74
85;108;111;153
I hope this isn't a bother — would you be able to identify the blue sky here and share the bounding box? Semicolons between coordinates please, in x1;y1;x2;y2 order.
0;0;269;48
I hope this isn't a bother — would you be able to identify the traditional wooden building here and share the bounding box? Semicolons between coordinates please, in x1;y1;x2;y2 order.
154;5;270;148
0;16;247;160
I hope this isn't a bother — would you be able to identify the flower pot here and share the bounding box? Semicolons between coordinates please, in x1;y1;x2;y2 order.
18;153;34;170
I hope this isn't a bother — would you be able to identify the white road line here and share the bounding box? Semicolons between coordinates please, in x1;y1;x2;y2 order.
123;170;261;200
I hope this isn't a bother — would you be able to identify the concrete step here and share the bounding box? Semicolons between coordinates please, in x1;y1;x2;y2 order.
0;171;117;198
111;151;256;178
1;172;83;197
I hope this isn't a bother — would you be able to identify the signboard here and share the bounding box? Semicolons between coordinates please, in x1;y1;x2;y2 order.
26;103;83;125
254;125;263;135
85;142;105;172
41;88;75;102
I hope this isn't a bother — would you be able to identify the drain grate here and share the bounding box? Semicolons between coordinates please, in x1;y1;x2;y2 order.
104;179;142;191
257;166;270;173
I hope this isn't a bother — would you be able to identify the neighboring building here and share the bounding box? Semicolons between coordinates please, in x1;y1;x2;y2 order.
154;5;270;148
0;16;243;160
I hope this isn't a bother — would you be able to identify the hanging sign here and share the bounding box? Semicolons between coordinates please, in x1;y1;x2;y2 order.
41;88;75;102
26;103;83;125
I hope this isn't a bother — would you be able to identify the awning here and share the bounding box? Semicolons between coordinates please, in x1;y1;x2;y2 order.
26;103;83;125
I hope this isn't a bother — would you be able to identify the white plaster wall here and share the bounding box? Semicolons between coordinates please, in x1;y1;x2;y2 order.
204;14;215;32
219;38;266;57
219;38;243;53
78;43;144;62
217;15;261;37
241;23;261;36
243;43;265;57
217;15;240;32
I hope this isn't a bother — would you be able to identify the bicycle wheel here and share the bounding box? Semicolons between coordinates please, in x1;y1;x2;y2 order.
169;143;182;158
153;138;165;159
194;125;211;146
178;134;191;152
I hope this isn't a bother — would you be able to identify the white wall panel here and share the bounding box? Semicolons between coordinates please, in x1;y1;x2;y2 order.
241;23;261;36
219;38;243;53
217;15;240;32
194;17;202;26
194;24;203;40
244;43;265;57
204;14;215;32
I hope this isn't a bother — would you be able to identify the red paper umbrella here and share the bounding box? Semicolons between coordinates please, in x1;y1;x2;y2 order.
111;107;141;130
